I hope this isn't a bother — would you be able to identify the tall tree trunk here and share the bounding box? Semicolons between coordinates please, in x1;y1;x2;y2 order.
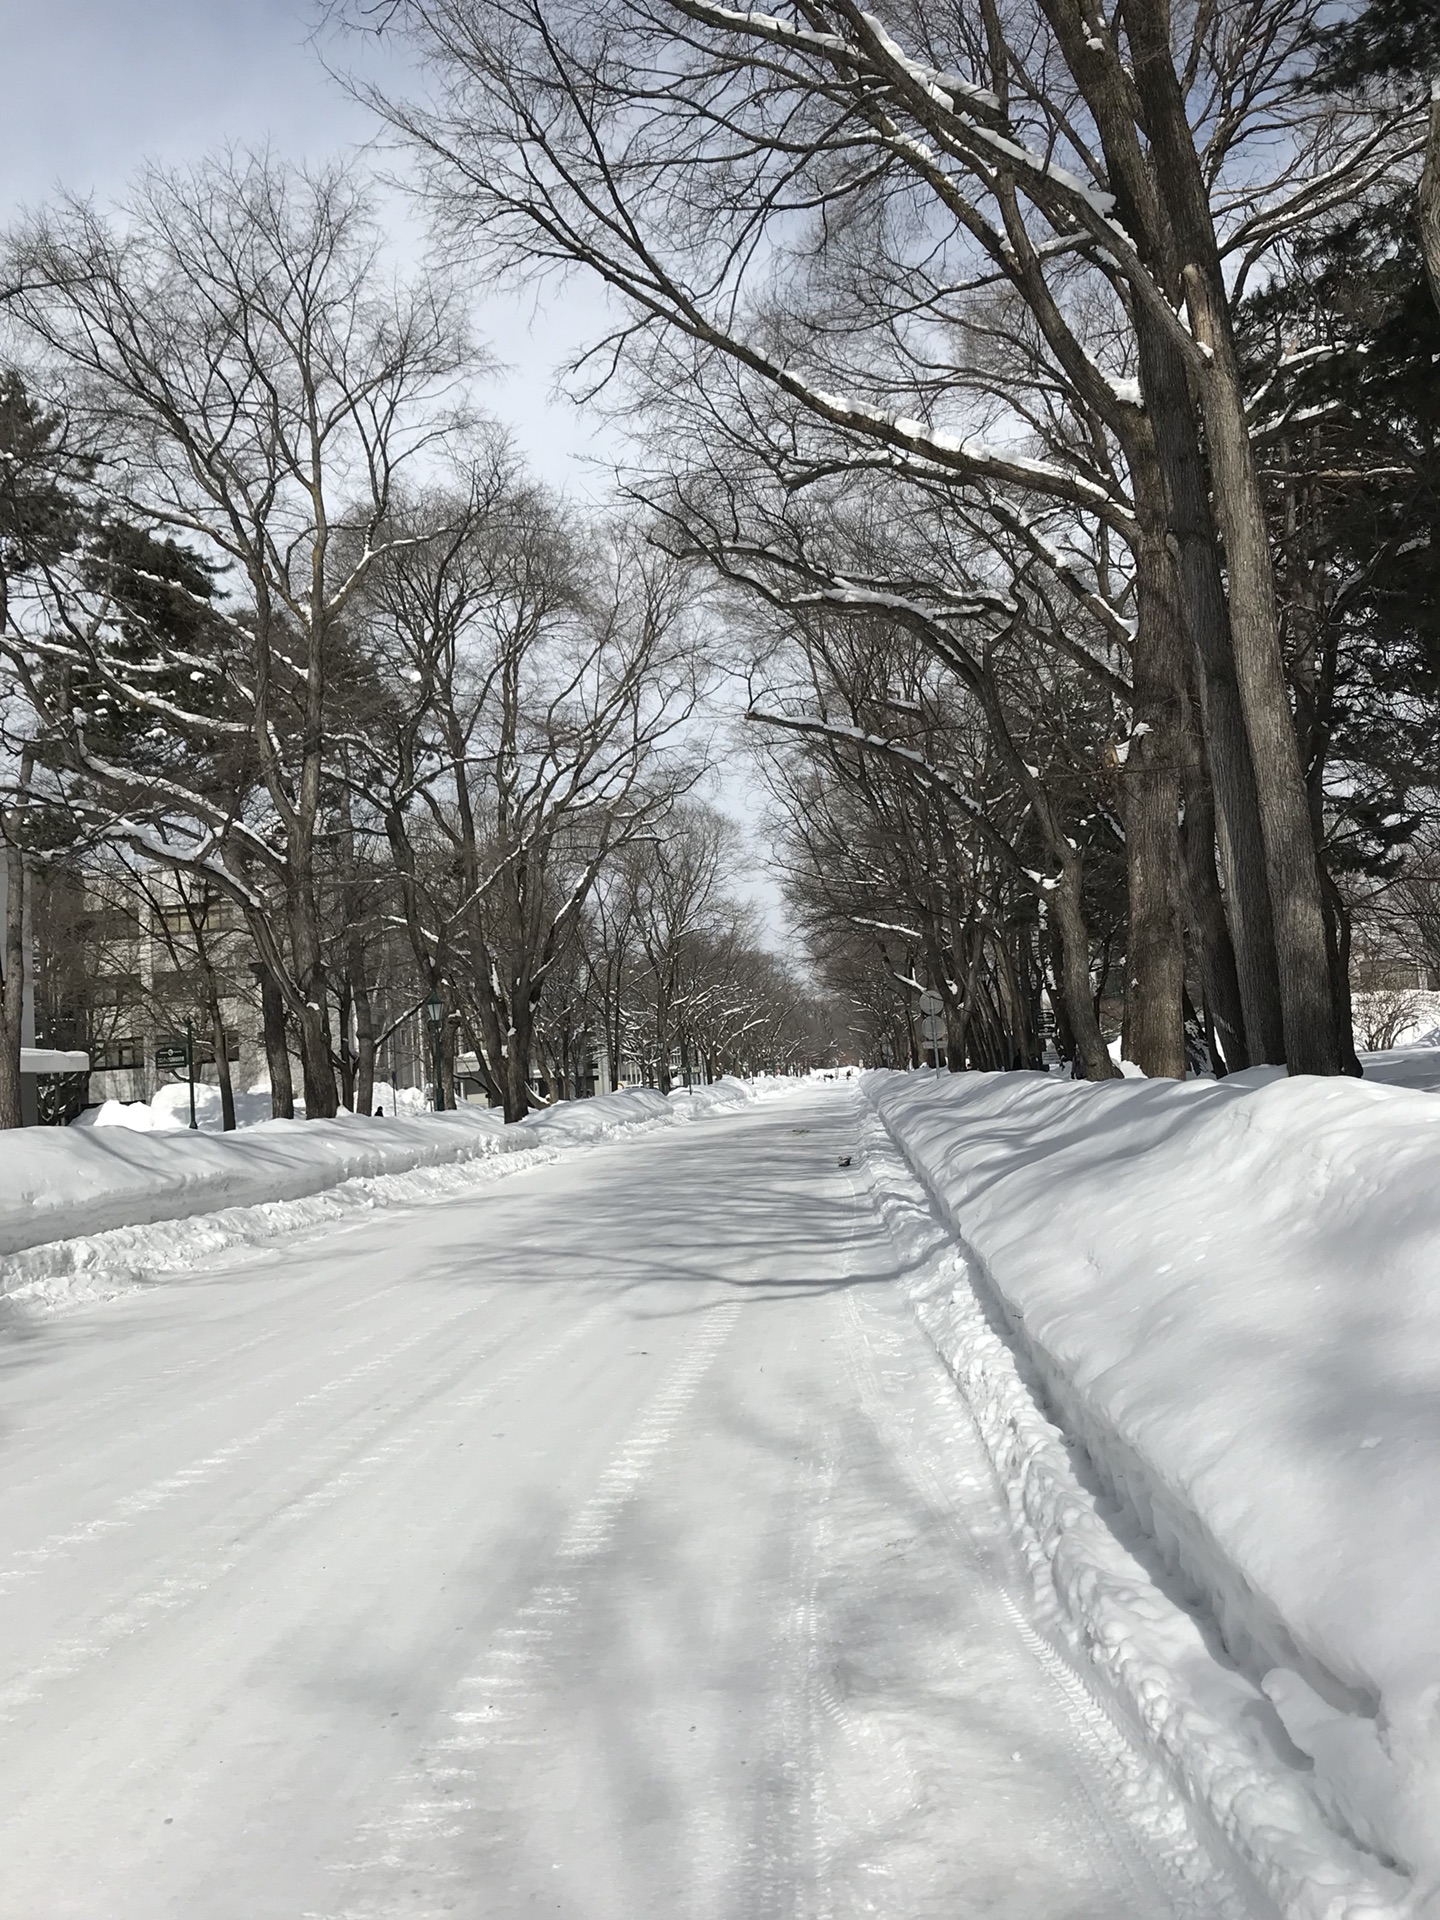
1127;2;1341;1074
1134;303;1286;1064
297;1000;337;1119
1044;919;1079;1070
1320;869;1364;1077
289;894;337;1118
441;1020;457;1109
352;954;376;1119
209;992;236;1131
502;1037;529;1122
0;847;26;1129
1179;747;1248;1073
1124;515;1189;1078
255;959;294;1119
1053;863;1121;1081
653;976;674;1093
501;987;533;1122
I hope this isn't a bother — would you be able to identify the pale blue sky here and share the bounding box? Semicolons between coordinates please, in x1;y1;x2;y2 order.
0;0;615;492
0;0;786;940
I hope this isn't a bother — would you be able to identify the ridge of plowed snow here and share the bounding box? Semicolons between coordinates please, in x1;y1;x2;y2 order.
864;1065;1440;1916
1;1082;771;1311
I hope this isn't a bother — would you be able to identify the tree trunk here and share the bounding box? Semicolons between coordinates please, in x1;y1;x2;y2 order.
297;999;337;1119
653;980;674;1093
255;959;294;1119
1320;868;1364;1077
1127;3;1341;1074
347;936;374;1121
1179;747;1248;1073
289;892;338;1118
211;1004;236;1131
502;1039;529;1122
501;990;533;1123
1044;920;1079;1070
1185;316;1341;1073
0;847;26;1129
441;1021;457;1109
1133;302;1285;1063
198;955;236;1132
1124;515;1189;1078
1052;864;1121;1080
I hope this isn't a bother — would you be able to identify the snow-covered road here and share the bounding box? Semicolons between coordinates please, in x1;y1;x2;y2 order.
0;1091;1253;1918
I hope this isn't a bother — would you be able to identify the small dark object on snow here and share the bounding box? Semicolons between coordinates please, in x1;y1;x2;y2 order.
837;1155;852;1168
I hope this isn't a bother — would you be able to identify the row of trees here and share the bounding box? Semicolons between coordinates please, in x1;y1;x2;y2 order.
332;0;1440;1080
0;157;813;1126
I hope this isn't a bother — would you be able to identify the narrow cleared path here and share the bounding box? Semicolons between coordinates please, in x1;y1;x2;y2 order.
0;1090;1252;1917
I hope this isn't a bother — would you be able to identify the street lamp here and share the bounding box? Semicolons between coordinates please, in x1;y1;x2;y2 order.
424;990;445;1112
184;1016;198;1130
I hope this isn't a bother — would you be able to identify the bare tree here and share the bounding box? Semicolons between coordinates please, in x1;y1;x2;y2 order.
339;0;1418;1074
621;800;734;1092
2;151;471;1116
356;475;708;1118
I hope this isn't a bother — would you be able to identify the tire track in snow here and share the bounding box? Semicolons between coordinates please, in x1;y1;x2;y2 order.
0;1292;616;1727
311;1298;744;1920
748;1421;846;1920
0;1265;454;1482
0;1295;492;1601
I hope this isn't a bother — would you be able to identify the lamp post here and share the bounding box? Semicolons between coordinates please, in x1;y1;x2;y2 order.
184;1016;198;1129
424;990;445;1112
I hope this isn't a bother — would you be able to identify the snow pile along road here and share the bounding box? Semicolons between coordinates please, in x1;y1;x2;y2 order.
0;1088;688;1309
667;1074;792;1119
863;1066;1440;1918
74;1079;433;1130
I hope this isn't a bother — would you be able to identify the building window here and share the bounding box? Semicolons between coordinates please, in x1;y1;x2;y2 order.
92;1036;145;1071
157;898;238;935
153;969;199;1003
93;973;143;1007
80;907;142;943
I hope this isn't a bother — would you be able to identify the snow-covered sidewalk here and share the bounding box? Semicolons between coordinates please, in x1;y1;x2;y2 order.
865;1064;1440;1918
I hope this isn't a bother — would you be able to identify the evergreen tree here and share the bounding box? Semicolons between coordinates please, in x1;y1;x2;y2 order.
1241;189;1440;1022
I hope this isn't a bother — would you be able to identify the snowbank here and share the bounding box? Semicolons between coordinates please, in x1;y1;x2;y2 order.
0;1088;678;1289
666;1075;772;1120
864;1065;1440;1914
73;1080;429;1131
1358;1046;1440;1095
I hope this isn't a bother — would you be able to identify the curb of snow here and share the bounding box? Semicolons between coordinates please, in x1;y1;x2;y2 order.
858;1086;1409;1920
0;1140;569;1313
2;1082;764;1315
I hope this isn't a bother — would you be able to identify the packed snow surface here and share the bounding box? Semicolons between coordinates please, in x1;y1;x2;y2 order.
0;1089;1247;1918
865;1064;1440;1911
